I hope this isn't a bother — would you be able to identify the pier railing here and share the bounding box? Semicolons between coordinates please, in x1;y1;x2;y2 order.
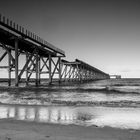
0;14;65;56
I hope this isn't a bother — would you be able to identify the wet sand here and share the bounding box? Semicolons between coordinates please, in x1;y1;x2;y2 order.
0;119;139;140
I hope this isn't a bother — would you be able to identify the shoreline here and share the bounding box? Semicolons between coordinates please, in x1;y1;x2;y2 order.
0;119;139;140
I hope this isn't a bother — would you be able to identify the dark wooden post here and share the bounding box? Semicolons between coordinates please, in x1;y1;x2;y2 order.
35;50;39;86
26;52;28;86
8;49;11;86
48;54;52;84
15;39;19;86
38;57;41;84
58;57;61;83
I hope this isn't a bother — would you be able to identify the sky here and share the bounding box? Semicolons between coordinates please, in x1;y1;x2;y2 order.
0;0;140;78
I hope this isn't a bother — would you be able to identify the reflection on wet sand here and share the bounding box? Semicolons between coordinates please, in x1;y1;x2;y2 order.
0;105;92;125
1;105;140;129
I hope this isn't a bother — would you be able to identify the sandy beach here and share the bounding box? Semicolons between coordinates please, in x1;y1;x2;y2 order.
0;119;139;140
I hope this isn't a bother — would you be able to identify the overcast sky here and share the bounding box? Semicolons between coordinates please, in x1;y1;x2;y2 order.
0;0;140;78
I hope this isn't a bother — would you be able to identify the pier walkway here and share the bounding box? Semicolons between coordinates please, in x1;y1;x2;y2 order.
0;14;110;86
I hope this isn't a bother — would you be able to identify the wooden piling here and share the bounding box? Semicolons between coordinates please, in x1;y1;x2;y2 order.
58;57;62;83
15;39;19;87
26;52;29;86
8;49;11;86
48;54;52;84
35;50;39;86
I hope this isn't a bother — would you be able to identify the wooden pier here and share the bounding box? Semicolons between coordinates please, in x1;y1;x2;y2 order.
0;14;110;86
61;59;109;82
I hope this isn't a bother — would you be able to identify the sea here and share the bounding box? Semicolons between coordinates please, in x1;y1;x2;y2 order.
0;78;140;130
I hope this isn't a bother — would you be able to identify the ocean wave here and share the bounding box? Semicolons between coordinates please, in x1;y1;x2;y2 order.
0;85;140;94
50;100;140;107
63;86;140;94
0;85;140;106
0;97;140;107
107;86;140;94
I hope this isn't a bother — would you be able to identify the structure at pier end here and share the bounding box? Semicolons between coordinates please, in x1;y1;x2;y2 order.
110;75;121;79
0;14;110;86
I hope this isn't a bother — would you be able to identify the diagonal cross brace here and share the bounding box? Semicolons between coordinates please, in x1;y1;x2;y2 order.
1;43;15;65
0;51;7;62
18;48;37;81
51;58;60;79
51;58;59;72
61;65;67;78
41;57;49;71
